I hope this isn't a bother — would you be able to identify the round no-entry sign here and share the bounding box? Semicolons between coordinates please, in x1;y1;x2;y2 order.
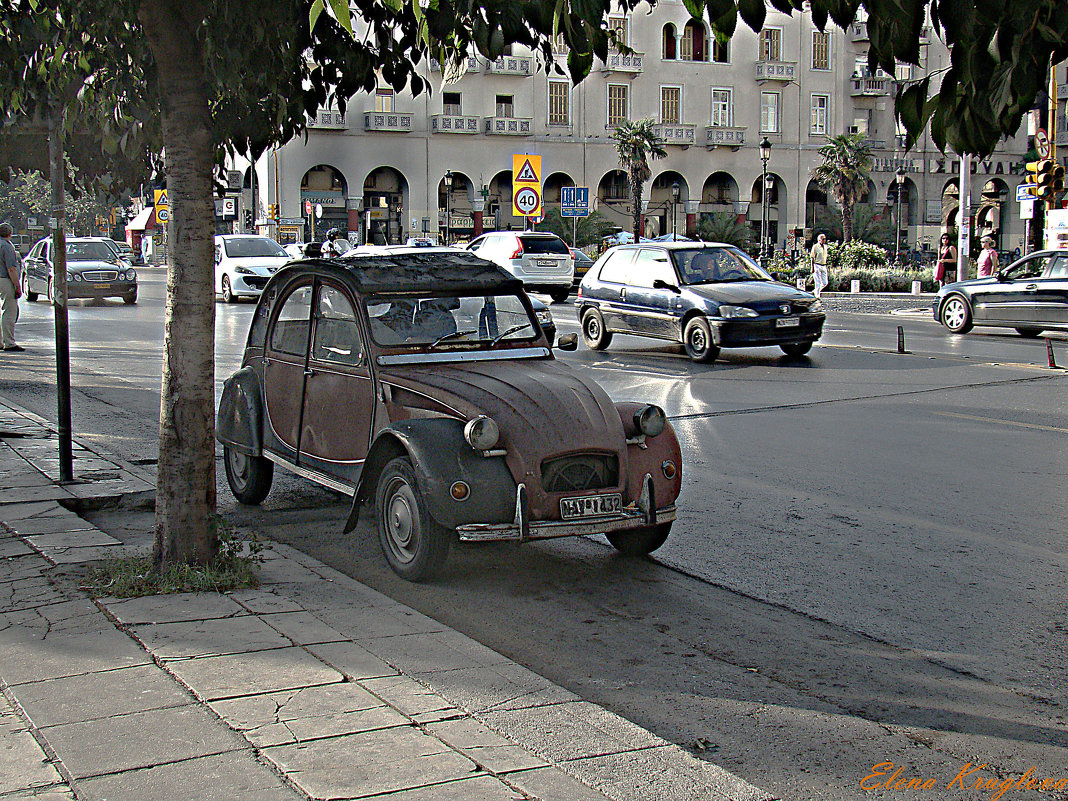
1036;128;1051;159
305;199;313;215
514;186;540;216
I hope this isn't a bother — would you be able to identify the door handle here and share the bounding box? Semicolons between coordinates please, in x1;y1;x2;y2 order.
620;288;626;299
303;368;315;378
1025;284;1038;290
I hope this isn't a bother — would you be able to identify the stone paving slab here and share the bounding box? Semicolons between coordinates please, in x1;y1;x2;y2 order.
34;543;142;565
427;716;549;773
0;692;64;794
103;591;249;625
0;500;70;521
306;640;401;681
504;766;615;801
0;618;152;685
359;675;466;724
5;516;98;536
129;614;294;660
24;530;120;550
405;661;581;714
258;610;349;646
165;646;345;701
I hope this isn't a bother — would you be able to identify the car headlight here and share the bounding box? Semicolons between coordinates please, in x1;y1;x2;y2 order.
234;265;254;274
718;305;759;318
464;415;500;450
807;299;823;312
536;310;553;324
633;404;666;438
68;272;80;282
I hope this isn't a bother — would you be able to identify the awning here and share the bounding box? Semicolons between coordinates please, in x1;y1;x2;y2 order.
126;206;156;232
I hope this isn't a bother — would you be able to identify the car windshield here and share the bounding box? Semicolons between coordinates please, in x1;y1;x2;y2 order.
223;238;287;258
672;247;771;284
365;292;540;348
66;242;118;262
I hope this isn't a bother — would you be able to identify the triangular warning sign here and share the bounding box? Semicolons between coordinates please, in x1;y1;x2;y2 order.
515;159;538;183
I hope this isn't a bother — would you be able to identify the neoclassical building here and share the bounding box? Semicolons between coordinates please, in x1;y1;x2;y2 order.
242;2;1032;255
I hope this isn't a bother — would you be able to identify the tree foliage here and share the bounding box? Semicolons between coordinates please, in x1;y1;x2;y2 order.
812;133;874;243
611;120;667;243
535;208;613;247
697;211;752;249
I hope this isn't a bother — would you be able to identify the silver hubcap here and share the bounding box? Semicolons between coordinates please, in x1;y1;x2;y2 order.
228;449;249;487
689;326;706;352
585;316;599;339
384;478;418;564
944;299;966;329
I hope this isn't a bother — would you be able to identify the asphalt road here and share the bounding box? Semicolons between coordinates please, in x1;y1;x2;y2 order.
4;269;1066;800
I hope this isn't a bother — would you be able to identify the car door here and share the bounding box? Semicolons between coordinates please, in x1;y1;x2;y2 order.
263;281;314;461
24;242;42;293
592;249;637;333
969;254;1047;324
1028;254;1068;326
623;248;682;339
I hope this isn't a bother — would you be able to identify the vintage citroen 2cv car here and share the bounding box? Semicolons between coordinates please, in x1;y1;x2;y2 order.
217;252;682;580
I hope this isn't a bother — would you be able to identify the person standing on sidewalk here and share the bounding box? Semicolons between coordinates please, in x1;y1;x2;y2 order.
977;237;999;277
935;232;957;287
0;224;23;352
809;232;829;299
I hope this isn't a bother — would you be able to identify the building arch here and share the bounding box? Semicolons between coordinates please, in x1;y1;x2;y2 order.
437;171;474;243
597;169;631;232
662;24;677;60
362;166;408;245
544;172;576;205
747;173;786;251
941;179;960;230
977;178;1008;248
301;164;349;241
681;19;707;62
486;170;514;230
805;180;828;229
650;171;688;238
701;172;739;210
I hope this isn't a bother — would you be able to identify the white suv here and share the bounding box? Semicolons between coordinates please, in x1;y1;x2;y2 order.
466;231;574;302
214;235;290;302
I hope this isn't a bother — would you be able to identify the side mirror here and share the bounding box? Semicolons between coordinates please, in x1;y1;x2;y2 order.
653;279;681;294
556;332;578;351
995;270;1010;282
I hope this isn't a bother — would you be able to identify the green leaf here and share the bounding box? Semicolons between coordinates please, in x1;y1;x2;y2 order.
738;0;766;32
329;0;353;34
309;0;324;32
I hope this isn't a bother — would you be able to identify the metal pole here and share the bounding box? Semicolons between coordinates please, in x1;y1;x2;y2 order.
445;192;450;246
249;152;256;234
896;187;902;265
957;154;971;280
760;158;768;264
48;108;73;482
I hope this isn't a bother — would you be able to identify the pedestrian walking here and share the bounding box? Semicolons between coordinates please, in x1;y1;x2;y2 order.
809;233;829;299
935;233;957;287
322;229;342;257
0;223;23;352
977;236;999;278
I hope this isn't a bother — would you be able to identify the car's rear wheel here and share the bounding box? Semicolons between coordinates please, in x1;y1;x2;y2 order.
22;273;37;302
223;445;274;505
221;275;236;303
549;288;570;303
607;523;672;556
1015;327;1043;338
780;342;812;357
123;288;137;305
683;316;720;363
47;277;55;304
581;308;613;350
376;457;451;581
940;294;973;333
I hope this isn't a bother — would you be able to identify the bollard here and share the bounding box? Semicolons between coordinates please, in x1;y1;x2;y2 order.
911;280;922;295
850;279;861;293
1047;337;1058;369
897;325;909;354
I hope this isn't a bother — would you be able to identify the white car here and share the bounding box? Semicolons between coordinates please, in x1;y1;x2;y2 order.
214;235;290;302
466;231;574;303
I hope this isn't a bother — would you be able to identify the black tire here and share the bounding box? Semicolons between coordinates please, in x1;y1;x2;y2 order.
123;288;138;305
607;523;672;556
221;275;236;304
683;316;720;363
940;294;973;334
22;273;37;303
581;308;613;350
47;276;54;304
223;445;274;505
549;288;570;303
1015;327;1043;338
376;457;451;581
780;342;813;357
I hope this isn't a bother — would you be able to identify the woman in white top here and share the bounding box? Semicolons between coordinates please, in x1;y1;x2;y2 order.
809;233;829;299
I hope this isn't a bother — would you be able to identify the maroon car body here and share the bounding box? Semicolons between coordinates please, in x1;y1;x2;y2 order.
217;252;682;580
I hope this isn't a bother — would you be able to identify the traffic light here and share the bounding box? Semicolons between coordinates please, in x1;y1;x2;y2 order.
1026;160;1065;201
268;203;279;220
244;209;253;229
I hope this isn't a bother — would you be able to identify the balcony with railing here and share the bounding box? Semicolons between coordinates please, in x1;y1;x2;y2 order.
600;51;644;74
307;109;347;130
754;61;797;82
363;111;414;132
485;55;533;76
851;74;892;96
705;126;746;149
430;114;481;134
427;55;481;74
651;123;696;147
483;116;533;135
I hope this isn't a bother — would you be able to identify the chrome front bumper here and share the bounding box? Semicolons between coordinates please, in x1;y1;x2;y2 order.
456;473;675;543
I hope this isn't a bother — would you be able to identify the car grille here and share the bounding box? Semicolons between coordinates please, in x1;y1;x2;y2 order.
243;276;269;289
541;453;619;493
80;270;119;281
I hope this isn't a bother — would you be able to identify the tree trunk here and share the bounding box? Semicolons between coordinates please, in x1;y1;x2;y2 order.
841;199;854;243
630;167;642;242
139;1;218;566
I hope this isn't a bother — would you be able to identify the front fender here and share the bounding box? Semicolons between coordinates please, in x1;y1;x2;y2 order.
350;418;517;532
216;367;263;456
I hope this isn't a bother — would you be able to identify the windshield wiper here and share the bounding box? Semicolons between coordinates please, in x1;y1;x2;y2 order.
429;329;477;349
491;323;533;344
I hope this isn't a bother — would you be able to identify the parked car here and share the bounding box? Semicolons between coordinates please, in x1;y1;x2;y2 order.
466;231;574;303
934;249;1068;336
345;245;557;345
572;248;595;286
576;242;825;362
22;237;138;304
217;251;682;580
215;234;291;302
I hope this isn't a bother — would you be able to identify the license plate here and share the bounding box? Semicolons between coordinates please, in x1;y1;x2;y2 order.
537;259;557;267
560;493;622;520
776;316;800;328
93;283;112;290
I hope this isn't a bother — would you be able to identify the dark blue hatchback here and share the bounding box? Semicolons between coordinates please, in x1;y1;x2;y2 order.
576;243;825;363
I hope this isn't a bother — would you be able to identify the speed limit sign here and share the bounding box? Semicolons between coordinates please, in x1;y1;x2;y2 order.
513;185;541;217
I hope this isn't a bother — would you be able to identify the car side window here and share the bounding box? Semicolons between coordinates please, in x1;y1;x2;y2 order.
630;249;674;288
1006;256;1047;280
312;285;363;366
270;284;313;356
1045;257;1068;278
597;250;635;284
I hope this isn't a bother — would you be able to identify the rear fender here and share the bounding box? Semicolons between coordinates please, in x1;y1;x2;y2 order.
216;367;263;456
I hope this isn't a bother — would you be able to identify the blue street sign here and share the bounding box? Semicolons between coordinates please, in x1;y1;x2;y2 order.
561;186;590;217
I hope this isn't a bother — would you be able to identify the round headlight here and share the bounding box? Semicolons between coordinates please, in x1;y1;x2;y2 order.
633;404;666;438
126;269;137;281
68;272;80;282
464;416;500;450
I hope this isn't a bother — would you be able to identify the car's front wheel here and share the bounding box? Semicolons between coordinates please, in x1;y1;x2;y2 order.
549;288;570;303
221;275;236;303
376;457;451;581
607;523;672;556
780;342;812;357
940;294;973;333
22;273;37;302
683;316;720;363
123;288;138;305
581;308;613;350
1015;327;1043;338
223;445;274;505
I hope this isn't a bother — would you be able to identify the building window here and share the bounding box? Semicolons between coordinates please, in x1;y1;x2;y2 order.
375;88;395;113
442;92;462;116
760;92;780;133
661;86;681;124
548;80;570;125
608;16;629;48
607;84;629;127
712;36;730;63
711;88;733;127
553;33;568;54
680;21;706;61
662;24;676;60
811;31;830;70
811;94;829;135
759;28;782;61
895;63;913;81
496;94;514;118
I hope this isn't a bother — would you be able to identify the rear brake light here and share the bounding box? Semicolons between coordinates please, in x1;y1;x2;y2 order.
510;243;524;259
577;287;583;297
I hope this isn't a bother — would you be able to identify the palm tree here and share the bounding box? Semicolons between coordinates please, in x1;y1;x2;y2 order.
612;119;667;242
811;133;874;242
697;211;752;250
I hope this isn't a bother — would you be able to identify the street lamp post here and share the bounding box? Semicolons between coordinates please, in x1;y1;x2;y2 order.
895;167;906;266
671;181;680;240
443;170;453;246
759;137;771;266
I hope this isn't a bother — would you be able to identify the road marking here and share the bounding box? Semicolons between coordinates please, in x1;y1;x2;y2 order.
934;411;1068;434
